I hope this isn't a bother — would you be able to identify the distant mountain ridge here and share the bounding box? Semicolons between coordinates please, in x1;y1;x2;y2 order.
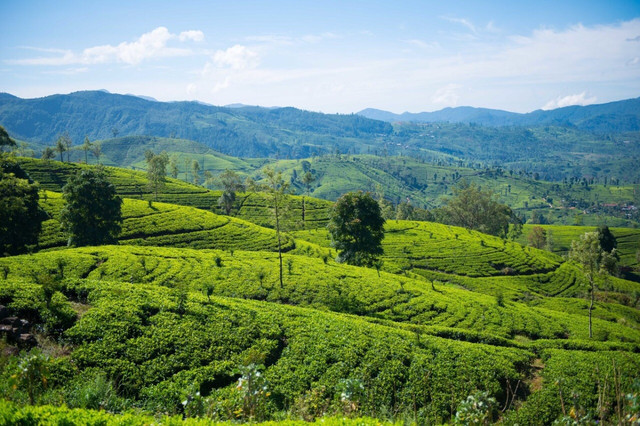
358;97;640;132
0;90;392;158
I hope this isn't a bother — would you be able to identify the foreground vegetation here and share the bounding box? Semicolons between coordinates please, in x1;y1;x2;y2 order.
1;155;640;424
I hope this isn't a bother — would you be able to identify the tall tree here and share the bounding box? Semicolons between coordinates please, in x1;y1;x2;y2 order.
0;163;46;255
41;147;55;162
82;136;93;164
597;225;617;254
55;137;66;162
216;169;245;215
0;126;16;151
60;168;122;247
59;132;73;162
569;232;618;339
436;181;516;237
169;156;179;179
301;171;315;225
145;150;169;201
192;160;201;185
527;226;547;249
91;143;102;164
263;167;290;288
328;191;385;267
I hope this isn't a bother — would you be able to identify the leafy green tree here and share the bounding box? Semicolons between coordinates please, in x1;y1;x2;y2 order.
41;147;55;162
82;136;93;164
56;132;72;162
528;226;547;249
301;171;315;225
192;159;200;185
437;181;515;237
597;225;617;254
169;156;179;179
145;150;169;201
328;191;385;266
216;169;245;215
396;201;414;220
0;167;46;256
569;232;618;338
60;168;123;247
0;126;16;151
55;136;67;162
263;167;290;288
91;143;102;164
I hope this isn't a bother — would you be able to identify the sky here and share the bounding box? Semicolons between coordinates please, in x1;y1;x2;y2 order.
1;0;639;114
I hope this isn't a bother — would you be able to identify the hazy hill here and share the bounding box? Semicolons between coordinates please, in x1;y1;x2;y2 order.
358;97;640;133
0;90;392;158
3;91;640;184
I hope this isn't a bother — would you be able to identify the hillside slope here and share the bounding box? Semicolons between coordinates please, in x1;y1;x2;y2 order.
358;97;640;133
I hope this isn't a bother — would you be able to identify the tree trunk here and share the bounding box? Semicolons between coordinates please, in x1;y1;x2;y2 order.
275;198;283;288
302;196;306;227
589;276;594;339
84;149;88;164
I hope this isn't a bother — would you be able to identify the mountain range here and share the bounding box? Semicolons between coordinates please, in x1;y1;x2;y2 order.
357;97;640;132
0;91;639;177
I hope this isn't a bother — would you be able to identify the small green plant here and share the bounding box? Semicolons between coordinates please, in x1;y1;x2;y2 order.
214;256;222;267
454;390;496;425
338;378;364;415
235;363;270;421
182;385;206;418
8;349;50;405
286;258;294;275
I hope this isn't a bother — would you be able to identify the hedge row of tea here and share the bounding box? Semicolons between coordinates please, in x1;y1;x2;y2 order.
0;400;397;425
1;271;639;422
19;158;333;229
2;246;639;343
520;224;640;268
293;220;562;277
37;192;298;253
0;277;535;423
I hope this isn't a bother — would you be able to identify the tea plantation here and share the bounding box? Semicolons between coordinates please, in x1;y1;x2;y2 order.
1;160;640;424
19;157;333;230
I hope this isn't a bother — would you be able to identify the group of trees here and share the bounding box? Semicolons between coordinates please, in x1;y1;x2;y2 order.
0;127;47;255
1;125;122;255
42;133;102;164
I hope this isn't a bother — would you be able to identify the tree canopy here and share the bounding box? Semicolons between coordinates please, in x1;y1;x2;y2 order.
328;191;385;266
0;169;46;256
0;126;16;150
145;150;169;201
60;168;123;247
217;169;245;215
436;181;518;237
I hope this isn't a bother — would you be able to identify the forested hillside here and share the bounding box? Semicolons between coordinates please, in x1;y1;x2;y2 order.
3;91;640;184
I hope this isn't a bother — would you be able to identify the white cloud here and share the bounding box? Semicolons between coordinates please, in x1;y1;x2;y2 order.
432;84;462;106
403;39;439;49
179;30;204;42
542;92;598;110
442;16;477;33
10;27;202;66
212;45;259;70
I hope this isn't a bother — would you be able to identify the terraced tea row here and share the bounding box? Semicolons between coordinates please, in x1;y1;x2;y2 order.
520;224;640;268
2;245;638;342
294;220;562;277
38;192;297;253
20;158;333;229
2;257;639;423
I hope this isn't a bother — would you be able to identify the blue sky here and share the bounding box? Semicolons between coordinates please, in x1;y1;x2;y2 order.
1;0;639;113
